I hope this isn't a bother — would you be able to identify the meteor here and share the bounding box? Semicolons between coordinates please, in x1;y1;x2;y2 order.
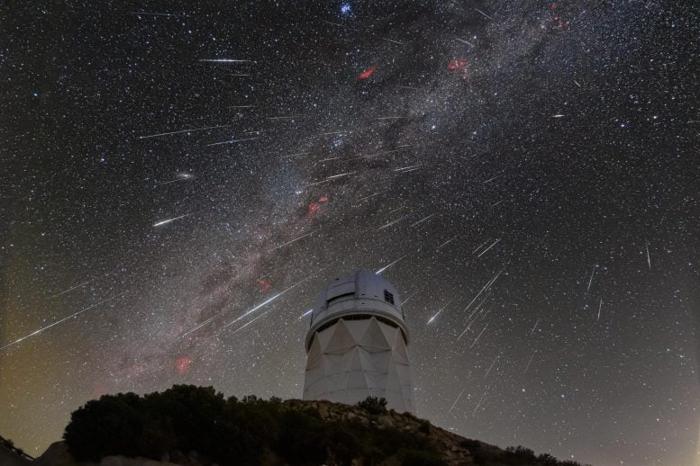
587;265;596;292
153;214;190;227
50;279;93;298
131;11;187;17
436;235;457;251
159;173;194;185
393;165;421;173
377;215;408;231
455;37;474;47
138;124;232;139
427;298;456;324
229;310;271;335
447;388;466;415
646;242;652;270
206;137;259;146
272;231;315;250
410;213;435;228
375;254;408;275
223;275;312;328
0;294;124;352
470;323;489;348
477;238;501;257
484;354;500;378
474;8;494;20
461;269;504;315
181;315;217;338
298;309;313;320
198;59;251;63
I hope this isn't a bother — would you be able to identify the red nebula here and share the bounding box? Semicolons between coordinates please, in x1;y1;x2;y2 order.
307;201;321;217
547;3;569;30
175;356;192;375
357;66;376;80
448;58;469;71
306;195;329;219
257;278;272;293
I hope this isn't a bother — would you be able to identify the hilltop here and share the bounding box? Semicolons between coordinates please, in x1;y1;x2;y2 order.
1;385;588;466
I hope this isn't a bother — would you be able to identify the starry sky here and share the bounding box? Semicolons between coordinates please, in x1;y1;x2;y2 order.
1;1;698;465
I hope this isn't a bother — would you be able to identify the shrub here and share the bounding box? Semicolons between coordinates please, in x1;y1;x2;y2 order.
356;396;388;415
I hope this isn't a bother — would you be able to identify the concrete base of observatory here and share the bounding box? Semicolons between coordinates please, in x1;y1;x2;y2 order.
302;270;414;414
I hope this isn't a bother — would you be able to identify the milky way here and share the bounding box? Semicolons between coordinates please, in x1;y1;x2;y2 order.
1;2;698;465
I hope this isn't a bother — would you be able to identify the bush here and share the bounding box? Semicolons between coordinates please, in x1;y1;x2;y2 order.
356;396;388;415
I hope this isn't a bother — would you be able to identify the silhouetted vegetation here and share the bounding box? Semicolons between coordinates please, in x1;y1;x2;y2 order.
355;395;388;415
64;386;442;466
63;385;586;466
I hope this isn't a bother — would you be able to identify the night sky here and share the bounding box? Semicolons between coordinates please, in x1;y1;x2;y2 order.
1;1;699;465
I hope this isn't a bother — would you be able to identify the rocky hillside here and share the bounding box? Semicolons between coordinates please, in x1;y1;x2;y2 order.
1;385;588;466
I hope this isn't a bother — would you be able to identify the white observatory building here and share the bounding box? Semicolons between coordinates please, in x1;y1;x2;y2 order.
303;269;414;413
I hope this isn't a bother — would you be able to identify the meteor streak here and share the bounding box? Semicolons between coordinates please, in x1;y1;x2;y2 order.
427;298;456;324
461;269;504;316
410;213;435;228
159;173;194;185
356;191;384;202
470;323;489;348
153;214;190;227
375;254;408;275
484;354;500;377
455;37;474;47
0;294;124;351
272;231;314;250
447;388;466;415
646;242;652;270
529;318;540;336
138;124;232;139
437;235;458;251
298;309;313;320
587;265;596;292
198;59;251;63
477;238;501;257
207;137;259;146
223;275;311;328
474;8;494;20
50;280;93;298
181;316;217;338
377;215;409;231
131;11;187;17
307;172;355;186
393;165;421;173
472;388;489;415
228;310;271;335
524;350;537;373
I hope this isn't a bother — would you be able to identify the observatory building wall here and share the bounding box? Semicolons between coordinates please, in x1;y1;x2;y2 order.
303;270;414;413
